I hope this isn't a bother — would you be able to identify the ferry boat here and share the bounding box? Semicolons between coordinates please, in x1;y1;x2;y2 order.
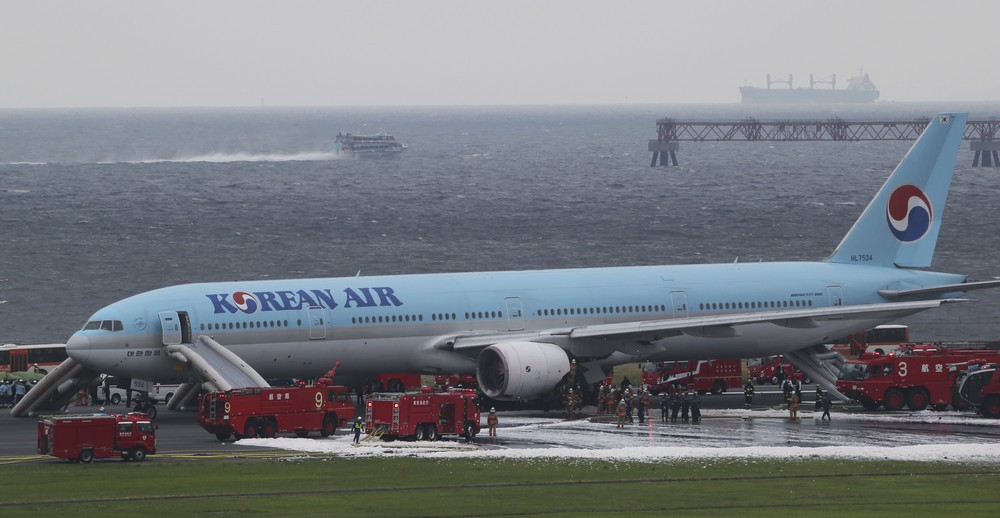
334;131;406;157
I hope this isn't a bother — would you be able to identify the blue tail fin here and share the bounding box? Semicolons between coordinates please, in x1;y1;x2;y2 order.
827;113;967;268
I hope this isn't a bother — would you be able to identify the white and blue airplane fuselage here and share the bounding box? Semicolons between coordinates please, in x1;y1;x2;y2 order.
62;113;998;402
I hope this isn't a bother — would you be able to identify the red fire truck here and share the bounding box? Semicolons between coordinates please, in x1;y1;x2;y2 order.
199;380;356;441
365;388;481;441
747;355;808;385
641;360;742;395
836;344;1000;411
37;412;156;463
955;362;1000;418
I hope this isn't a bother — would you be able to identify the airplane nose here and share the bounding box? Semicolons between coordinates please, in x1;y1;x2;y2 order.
66;333;91;364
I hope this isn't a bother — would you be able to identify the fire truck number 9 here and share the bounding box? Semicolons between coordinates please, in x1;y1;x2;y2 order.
224;402;231;413
898;362;908;377
314;391;323;408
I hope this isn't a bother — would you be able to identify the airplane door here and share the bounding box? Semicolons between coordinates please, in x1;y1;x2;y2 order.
158;311;182;346
669;291;689;318
505;297;524;331
829;286;844;307
307;306;327;340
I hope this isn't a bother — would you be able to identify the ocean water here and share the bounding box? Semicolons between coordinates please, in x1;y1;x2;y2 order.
2;103;1000;343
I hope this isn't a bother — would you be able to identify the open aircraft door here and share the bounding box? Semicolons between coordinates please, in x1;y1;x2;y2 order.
158;311;182;346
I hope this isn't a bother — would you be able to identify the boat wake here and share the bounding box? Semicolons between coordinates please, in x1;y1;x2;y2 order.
119;151;340;164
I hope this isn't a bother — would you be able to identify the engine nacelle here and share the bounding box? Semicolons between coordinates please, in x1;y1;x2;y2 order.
476;341;570;400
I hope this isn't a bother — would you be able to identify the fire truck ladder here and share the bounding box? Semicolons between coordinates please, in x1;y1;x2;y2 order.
785;344;850;402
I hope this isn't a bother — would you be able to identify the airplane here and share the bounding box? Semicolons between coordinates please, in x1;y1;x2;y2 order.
13;112;1000;416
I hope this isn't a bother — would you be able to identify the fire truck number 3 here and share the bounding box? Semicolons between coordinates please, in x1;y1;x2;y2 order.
899;362;908;377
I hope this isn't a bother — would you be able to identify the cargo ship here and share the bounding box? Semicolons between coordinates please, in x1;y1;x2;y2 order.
740;72;879;104
334;131;406;157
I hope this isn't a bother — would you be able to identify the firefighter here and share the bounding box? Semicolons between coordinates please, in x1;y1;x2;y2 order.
488;407;498;436
573;386;583;416
815;385;823;411
670;388;681;423
681;390;691;422
690;392;701;423
353;417;363;444
781;379;793;405
615;399;627;429
659;392;668;423
564;388;576;416
596;384;607;414
624;386;634;423
636;388;646;424
567;359;577;386
743;380;755;409
641;386;651;417
788;392;799;422
606;387;617;414
821;394;832;420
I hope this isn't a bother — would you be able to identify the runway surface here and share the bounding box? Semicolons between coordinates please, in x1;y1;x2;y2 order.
6;390;1000;464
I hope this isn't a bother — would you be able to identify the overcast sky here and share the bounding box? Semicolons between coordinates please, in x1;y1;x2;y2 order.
2;1;997;108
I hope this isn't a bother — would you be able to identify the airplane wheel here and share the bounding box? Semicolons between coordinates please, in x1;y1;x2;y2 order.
143;405;158;420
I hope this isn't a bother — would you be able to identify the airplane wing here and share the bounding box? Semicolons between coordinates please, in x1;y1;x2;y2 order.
443;298;960;351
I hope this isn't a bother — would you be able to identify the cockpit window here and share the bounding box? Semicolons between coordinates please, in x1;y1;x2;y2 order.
83;320;124;332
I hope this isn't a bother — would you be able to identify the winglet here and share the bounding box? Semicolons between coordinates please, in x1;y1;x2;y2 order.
826;113;967;268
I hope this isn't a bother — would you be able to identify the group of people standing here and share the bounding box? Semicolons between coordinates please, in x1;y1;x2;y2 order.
0;378;31;408
657;386;701;423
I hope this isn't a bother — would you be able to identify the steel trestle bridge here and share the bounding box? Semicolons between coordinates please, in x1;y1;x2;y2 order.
649;117;1000;167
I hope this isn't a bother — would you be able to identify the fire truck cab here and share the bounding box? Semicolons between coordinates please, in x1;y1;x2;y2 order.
365;388;481;441
199;380;355;441
38;412;156;463
955;362;1000;418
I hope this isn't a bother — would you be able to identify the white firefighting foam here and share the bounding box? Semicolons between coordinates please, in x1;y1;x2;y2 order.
236;409;1000;463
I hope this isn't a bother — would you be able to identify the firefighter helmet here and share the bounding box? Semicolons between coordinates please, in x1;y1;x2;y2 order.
490;407;496;412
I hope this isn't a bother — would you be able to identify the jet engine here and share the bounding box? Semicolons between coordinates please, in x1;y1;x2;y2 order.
476;341;570;400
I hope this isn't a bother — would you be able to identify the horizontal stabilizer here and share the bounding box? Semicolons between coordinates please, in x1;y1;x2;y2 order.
878;280;1000;299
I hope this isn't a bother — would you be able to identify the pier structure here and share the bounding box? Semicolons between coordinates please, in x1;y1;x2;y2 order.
650;117;1000;167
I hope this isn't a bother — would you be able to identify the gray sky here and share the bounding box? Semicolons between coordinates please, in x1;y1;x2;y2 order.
2;0;997;108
